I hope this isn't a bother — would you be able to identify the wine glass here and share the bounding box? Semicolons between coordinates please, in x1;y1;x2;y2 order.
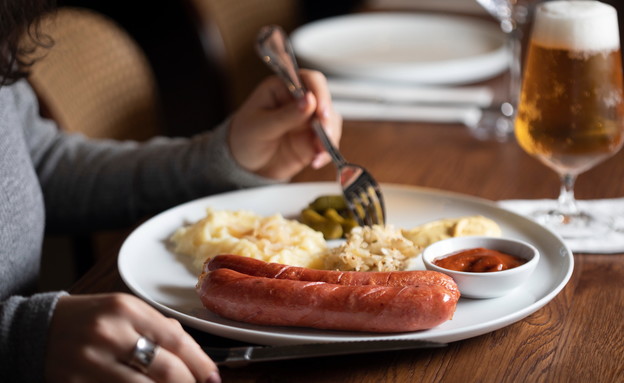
515;1;624;238
472;0;533;142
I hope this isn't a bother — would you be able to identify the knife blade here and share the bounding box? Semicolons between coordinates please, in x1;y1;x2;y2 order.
203;339;446;367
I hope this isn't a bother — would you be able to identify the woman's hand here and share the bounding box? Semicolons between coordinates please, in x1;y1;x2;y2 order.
228;69;342;180
45;293;220;383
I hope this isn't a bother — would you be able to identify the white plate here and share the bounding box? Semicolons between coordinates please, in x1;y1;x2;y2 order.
291;13;508;85
118;183;573;345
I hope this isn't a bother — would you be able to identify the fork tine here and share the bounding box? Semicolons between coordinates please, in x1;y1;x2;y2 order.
345;191;367;227
360;184;385;227
343;173;386;227
363;184;384;226
346;185;383;227
368;184;386;226
356;188;375;227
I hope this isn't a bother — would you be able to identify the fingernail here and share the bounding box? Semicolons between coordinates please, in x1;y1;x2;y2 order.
320;105;331;120
311;153;327;169
311;157;322;169
206;371;221;383
297;93;310;112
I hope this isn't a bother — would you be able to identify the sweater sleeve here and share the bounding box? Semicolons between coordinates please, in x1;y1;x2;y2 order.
13;80;279;232
0;291;67;383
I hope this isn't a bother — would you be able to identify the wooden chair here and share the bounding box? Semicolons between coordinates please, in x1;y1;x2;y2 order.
27;7;164;141
183;0;301;110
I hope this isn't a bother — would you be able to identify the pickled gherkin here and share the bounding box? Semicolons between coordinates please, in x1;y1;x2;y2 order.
300;195;359;239
301;208;343;239
308;195;348;212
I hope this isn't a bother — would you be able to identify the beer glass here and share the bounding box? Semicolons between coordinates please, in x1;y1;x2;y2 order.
515;1;624;238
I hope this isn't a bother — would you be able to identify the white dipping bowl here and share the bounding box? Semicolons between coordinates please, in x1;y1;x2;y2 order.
422;236;540;299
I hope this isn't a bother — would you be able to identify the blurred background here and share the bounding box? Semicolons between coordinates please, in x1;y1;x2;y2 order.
53;0;360;136
51;0;624;136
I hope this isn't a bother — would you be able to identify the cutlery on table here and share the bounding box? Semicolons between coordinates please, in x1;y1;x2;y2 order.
327;78;494;108
327;79;494;126
203;339;446;366
331;99;485;126
256;25;386;227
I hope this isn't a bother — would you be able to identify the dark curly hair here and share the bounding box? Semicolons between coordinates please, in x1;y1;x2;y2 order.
0;0;56;85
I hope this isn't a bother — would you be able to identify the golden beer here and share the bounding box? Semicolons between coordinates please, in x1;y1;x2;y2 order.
515;2;624;175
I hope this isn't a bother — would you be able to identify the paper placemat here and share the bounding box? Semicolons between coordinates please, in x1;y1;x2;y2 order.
499;198;624;254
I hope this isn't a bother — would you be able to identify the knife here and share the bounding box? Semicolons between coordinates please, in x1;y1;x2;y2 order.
203;339;446;367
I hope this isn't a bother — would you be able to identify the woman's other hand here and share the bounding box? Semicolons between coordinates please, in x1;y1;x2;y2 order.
45;293;220;383
228;69;342;180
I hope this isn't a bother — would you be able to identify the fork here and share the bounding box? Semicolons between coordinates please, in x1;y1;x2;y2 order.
256;25;386;226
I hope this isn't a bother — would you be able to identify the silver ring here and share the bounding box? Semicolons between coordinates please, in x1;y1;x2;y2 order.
128;336;159;374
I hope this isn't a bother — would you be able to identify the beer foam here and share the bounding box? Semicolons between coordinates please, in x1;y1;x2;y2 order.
532;1;620;52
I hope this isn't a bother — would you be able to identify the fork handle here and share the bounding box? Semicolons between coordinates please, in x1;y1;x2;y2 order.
311;119;346;166
256;25;346;167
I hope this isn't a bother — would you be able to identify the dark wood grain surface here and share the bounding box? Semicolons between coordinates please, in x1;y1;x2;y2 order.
71;118;624;383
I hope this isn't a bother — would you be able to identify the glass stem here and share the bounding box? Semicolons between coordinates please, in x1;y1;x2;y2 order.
557;173;579;217
506;27;522;117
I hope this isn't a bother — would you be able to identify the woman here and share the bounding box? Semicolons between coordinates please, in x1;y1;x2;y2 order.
0;1;342;382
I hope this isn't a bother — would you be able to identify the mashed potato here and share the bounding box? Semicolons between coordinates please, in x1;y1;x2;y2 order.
324;225;420;272
170;208;328;274
402;215;501;248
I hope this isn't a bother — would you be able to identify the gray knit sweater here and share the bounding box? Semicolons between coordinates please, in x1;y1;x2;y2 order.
0;80;276;382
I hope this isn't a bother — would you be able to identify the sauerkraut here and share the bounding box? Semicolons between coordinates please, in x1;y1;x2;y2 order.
324;225;420;272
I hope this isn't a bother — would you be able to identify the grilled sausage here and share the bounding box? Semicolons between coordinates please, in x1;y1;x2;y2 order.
206;254;460;301
197;268;458;333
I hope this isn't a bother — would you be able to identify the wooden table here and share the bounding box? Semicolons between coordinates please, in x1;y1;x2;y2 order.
70;118;624;382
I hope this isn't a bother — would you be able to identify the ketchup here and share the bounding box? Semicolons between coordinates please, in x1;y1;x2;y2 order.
433;247;527;272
